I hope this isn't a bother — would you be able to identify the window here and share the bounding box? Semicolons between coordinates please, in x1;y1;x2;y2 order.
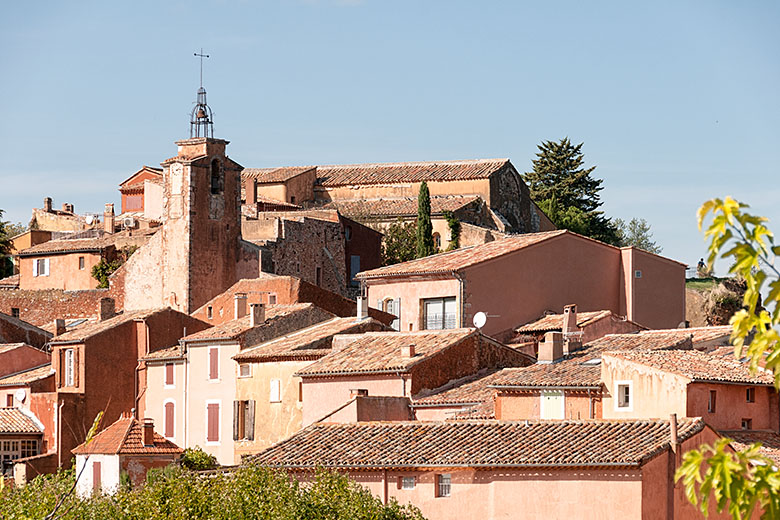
93;461;102;492
233;400;255;441
210;159;223;195
615;381;632;411
350;255;361;287
708;390;716;413
437;474;451;497
239;364;251;378
33;258;49;277
5;394;13;407
78;256;85;270
20;439;37;458
432;232;441;250
540;390;565;419
401;476;416;490
206;402;220;443
165;363;174;387
290;196;296;204
10;308;19;318
64;349;75;387
344;225;352;241
423;297;456;330
746;387;755;403
298;381;303;402
208;347;219;381
634;270;642;278
164;401;175;438
270;379;281;403
382;298;401;331
268;294;277;305
741;418;753;430
315;266;322;286
207;306;213;320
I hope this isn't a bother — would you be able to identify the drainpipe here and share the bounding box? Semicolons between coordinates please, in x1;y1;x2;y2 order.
453;271;465;328
57;399;64;468
588;389;593;419
183;339;189;449
383;469;389;505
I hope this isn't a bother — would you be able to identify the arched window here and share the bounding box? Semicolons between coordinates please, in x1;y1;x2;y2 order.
164;400;175;438
210;159;223;194
432;232;441;251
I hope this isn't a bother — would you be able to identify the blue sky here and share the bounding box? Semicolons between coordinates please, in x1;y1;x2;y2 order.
1;1;778;274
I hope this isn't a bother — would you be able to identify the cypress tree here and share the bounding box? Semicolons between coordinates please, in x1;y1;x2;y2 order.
416;182;434;258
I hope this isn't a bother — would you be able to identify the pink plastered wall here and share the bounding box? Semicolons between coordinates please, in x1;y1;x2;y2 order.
301;374;406;426
687;382;777;431
367;276;461;332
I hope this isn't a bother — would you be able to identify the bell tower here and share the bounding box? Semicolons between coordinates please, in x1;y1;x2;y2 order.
158;53;243;313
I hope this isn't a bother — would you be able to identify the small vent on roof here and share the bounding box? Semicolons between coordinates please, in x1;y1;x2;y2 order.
581;358;602;366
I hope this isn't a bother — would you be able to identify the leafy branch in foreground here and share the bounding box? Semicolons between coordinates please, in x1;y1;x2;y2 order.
674;197;780;519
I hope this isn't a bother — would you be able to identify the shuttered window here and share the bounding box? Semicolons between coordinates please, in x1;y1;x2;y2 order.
208;348;219;380
207;403;220;442
233;400;255;441
93;461;102;491
165;363;174;386
164;401;175;438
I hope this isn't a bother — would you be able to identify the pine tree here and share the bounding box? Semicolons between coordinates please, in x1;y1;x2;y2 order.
523;138;620;245
416;182;434;258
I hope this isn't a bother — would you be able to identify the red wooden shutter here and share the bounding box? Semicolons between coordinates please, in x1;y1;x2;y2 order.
165;363;174;386
207;403;220;442
93;461;102;491
165;401;175;438
209;348;219;380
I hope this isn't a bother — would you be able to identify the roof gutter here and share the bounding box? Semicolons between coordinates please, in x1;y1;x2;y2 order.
488;384;602;391
257;461;642;470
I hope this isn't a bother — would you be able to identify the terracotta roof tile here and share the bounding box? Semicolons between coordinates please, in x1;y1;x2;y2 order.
51;309;163;343
322;195;481;218
723;430;780;466
515;310;618;333
0;407;42;434
72;416;182;455
413;368;503;406
638;326;732;344
316;158;510;187
0;274;19;288
233;317;387;362
19;228;157;256
296;329;477;377
603;349;774;385
357;230;567;279
183;304;315;342
248;418;705;469
243;166;316;184
142;345;184;361
0;364;54;387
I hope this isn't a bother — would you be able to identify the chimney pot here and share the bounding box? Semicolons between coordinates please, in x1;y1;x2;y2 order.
61;203;69;212
537;332;564;363
234;293;248;320
43;197;52;212
356;296;369;321
142;418;155;447
104;203;115;234
54;319;66;336
401;345;416;358
98;298;116;321
562;304;578;334
249;303;265;327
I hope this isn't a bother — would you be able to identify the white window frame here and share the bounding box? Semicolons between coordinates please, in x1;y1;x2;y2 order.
238;363;252;378
163;398;176;440
401;476;416;490
540;389;565;420
164;362;175;388
33;258;50;277
64;349;75;387
614;380;633;412
270;379;282;403
205;399;221;446
437;473;451;497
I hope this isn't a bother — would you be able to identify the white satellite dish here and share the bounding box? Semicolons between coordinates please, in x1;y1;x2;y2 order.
14;388;26;403
472;311;487;329
85;215;94;225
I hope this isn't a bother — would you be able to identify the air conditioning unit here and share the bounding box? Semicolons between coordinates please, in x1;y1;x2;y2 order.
123;216;136;229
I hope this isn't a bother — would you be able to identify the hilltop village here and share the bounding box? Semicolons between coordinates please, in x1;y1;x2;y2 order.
0;89;776;520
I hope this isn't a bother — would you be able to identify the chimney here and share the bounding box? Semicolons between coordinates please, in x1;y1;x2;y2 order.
537;332;564;363
401;344;416;358
356;296;369;321
98;297;116;321
349;388;368;399
249;303;265;327
103;203;115;234
43;197;52;212
142;418;155;447
234;293;248;320
562;304;582;355
670;413;679;452
62;203;74;213
53;319;66;336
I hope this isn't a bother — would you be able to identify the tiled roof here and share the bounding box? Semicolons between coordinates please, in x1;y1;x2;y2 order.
638;326;732;344
322;195;481;218
182;304;314;342
515;310;617;333
0;407;43;434
723;430;780;466
233;317;385;362
249;418;705;469
603;349;774;385
243;166;316;184
296;329;477;377
0;343;29;354
0;364;54;387
0;274;20;288
489;334;693;389
51;309;163;343
356;230;567;279
19;228;157;256
142;345;184;361
72;416;182;455
316;158;510;187
413;368;503;406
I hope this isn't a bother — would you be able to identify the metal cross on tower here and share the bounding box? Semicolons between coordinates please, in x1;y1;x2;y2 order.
194;49;209;87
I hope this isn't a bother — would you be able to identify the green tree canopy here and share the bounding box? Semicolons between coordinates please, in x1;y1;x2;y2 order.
0;209;16;278
614;217;662;254
382;218;417;266
523;138;620;245
416;181;434;258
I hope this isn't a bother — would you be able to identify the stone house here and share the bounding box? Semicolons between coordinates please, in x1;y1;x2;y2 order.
231;315;389;459
601;348;779;432
0;407;43;477
0;314;51;350
72;415;181;497
249;418;729;520
296;328;533;427
29;197;88;233
143;301;335;465
357;229;687;338
0;354;54;455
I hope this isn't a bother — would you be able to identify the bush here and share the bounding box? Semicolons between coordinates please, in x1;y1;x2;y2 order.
180;446;217;471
